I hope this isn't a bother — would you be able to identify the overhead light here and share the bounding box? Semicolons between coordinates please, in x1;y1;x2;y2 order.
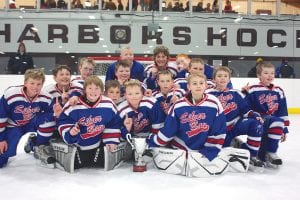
157;28;163;32
71;55;75;58
19;16;23;19
105;50;110;53
31;27;38;32
65;51;69;54
148;45;154;48
151;38;157;42
58;45;62;48
219;29;226;34
102;44;108;48
89;15;95;19
234;17;243;23
0;51;5;54
99;38;104;41
94;27;100;31
239;57;244;60
188;50;192;53
195;45;199;48
163;16;169;20
272;46;278;48
253;51;259;55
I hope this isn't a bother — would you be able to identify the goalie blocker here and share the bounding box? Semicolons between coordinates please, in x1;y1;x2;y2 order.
50;139;131;173
152;147;250;178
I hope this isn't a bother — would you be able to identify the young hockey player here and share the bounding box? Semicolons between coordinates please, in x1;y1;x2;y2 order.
0;69;55;168
207;66;264;171
105;46;145;82
118;79;165;139
56;75;122;172
148;73;250;177
152;70;185;120
245;62;289;167
105;80;122;105
71;57;95;86
24;65;82;153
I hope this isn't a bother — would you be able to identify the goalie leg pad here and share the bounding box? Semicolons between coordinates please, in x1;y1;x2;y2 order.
104;142;128;171
152;147;186;176
50;139;77;173
219;147;250;173
34;145;56;169
186;151;229;178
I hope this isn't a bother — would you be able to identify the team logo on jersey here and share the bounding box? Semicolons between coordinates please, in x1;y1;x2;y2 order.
78;115;105;139
14;105;40;125
218;94;237;114
259;94;279;114
133;112;149;133
180;111;209;137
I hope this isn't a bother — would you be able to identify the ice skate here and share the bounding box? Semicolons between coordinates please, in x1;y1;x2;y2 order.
265;152;282;168
249;156;264;173
24;132;37;153
34;145;56;168
230;137;244;149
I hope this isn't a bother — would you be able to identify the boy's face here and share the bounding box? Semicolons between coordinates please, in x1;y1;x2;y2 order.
79;62;94;80
154;52;168;69
54;69;71;87
85;83;101;103
214;70;230;90
115;66;130;82
176;57;190;71
125;85;143;108
157;74;173;94
106;87;121;103
24;78;44;98
258;67;275;86
189;63;204;75
120;49;134;65
187;76;207;98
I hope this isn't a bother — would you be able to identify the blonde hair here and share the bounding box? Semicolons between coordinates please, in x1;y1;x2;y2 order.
189;58;204;67
213;66;231;79
187;73;207;84
24;68;45;83
124;79;143;91
256;62;275;75
83;75;104;92
79;57;95;67
157;70;173;80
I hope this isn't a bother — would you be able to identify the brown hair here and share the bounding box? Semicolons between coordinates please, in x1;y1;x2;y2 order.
115;60;131;72
52;65;71;76
256;62;275;75
213;66;231;79
153;45;170;58
24;68;45;83
105;80;121;92
83;75;104;92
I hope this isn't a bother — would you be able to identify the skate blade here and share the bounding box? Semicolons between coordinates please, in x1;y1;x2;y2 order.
35;160;55;169
265;161;280;169
249;165;264;173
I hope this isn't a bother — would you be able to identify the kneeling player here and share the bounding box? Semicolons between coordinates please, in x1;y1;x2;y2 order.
148;73;250;177
56;76;123;172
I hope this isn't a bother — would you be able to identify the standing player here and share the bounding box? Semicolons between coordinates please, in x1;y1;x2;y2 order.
245;62;289;167
207;66;264;171
0;69;55;168
105;46;145;82
143;45;178;90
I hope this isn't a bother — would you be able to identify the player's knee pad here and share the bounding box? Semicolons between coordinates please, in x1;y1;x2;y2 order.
152;147;186;176
186;151;229;178
104;142;128;171
219;147;250;173
50;138;77;173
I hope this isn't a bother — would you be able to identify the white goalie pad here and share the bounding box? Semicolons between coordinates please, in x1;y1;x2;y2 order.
50;139;77;173
152;147;186;176
186;151;229;178
104;142;129;171
219;147;250;173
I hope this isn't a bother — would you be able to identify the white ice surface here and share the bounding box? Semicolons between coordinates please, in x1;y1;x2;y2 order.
1;115;300;200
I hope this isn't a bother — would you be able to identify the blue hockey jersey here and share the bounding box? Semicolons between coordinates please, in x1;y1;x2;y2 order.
149;93;226;161
118;96;165;139
57;95;121;150
0;85;52;140
246;83;289;130
207;88;256;130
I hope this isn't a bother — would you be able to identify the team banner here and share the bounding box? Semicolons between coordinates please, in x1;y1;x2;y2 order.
0;14;299;56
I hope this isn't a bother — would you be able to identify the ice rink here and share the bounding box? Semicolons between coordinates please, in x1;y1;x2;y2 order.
0;115;299;200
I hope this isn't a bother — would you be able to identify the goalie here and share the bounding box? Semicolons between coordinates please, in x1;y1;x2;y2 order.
55;75;125;173
148;73;250;177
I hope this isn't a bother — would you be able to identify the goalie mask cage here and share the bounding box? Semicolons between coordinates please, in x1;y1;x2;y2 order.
89;56;176;76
